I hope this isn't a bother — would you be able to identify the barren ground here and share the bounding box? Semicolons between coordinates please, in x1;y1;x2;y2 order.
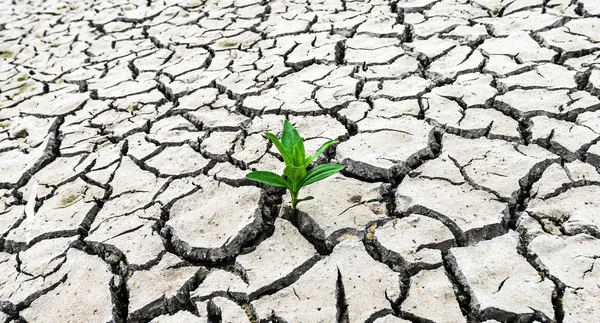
1;0;600;322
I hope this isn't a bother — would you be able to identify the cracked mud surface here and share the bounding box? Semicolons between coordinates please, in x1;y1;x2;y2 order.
1;0;600;322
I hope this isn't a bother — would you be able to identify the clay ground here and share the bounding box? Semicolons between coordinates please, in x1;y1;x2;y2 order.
1;0;600;322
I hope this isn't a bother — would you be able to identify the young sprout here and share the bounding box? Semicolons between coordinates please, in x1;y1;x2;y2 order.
246;120;345;210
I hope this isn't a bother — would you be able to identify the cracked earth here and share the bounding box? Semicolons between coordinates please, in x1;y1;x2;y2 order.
1;0;600;322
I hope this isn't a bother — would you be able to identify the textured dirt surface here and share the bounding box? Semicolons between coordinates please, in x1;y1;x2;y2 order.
1;0;600;322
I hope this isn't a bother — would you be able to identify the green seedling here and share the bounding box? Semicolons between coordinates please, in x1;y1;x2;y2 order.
246;120;344;210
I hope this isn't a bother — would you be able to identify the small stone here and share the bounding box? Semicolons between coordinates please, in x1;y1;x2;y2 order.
564;51;600;71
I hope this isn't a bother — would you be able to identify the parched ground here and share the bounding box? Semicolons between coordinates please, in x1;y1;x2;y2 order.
1;0;600;322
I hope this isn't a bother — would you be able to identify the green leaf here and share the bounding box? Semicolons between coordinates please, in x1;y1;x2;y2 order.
298;138;306;161
294;196;314;208
297;196;314;203
246;171;289;188
284;165;307;192
301;163;345;187
303;140;339;167
281;120;302;154
292;141;305;166
264;132;292;166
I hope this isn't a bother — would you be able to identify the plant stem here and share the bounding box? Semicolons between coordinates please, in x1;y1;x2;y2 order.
291;190;299;210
